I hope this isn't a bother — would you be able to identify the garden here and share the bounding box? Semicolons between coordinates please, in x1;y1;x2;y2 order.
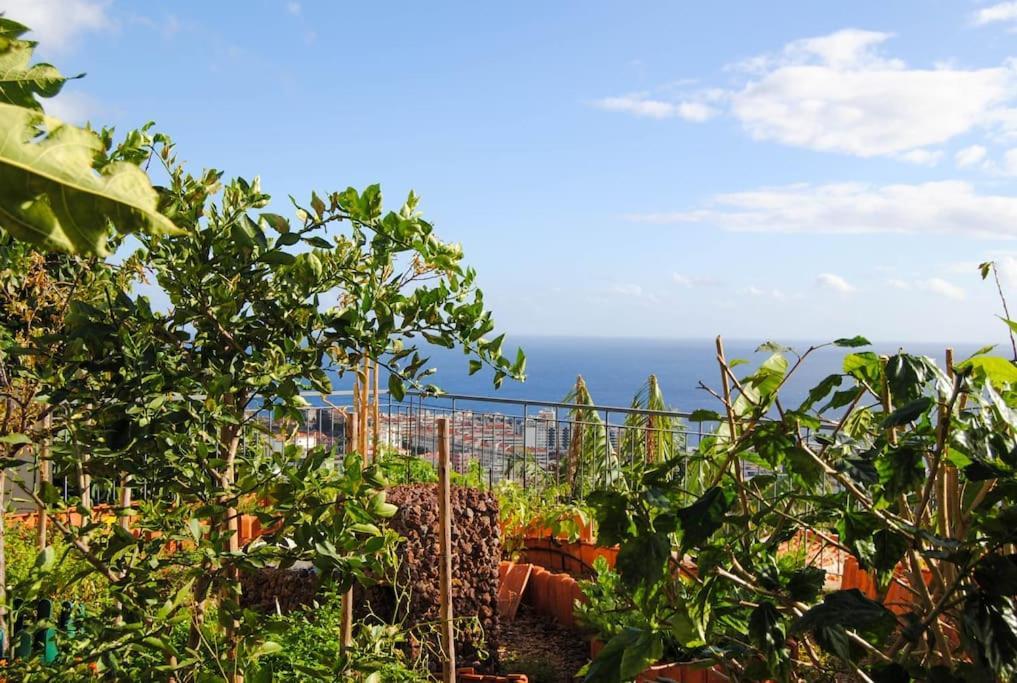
4;13;1017;682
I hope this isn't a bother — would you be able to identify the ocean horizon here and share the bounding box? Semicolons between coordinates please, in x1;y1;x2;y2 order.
330;335;994;414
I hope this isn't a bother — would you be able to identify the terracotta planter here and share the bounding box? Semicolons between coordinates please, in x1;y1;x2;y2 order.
457;667;528;682
589;640;732;682
841;556;934;615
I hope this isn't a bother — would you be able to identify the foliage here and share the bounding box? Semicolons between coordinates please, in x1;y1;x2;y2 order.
0;16;524;681
495;480;593;556
377;449;439;485
254;588;428;682
0;17;77;109
561;376;618;495
582;335;1017;682
618;374;684;467
0;18;179;255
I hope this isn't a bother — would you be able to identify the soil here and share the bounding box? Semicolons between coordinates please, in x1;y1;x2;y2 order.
498;604;590;683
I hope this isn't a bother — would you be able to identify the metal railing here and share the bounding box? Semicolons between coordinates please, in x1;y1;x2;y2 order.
40;389;831;506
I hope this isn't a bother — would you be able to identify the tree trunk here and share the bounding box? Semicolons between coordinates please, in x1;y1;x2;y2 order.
220;421;243;683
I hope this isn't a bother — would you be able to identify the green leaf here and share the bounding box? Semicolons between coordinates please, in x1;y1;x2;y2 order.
467;359;482;376
0;21;77;109
801;373;842;411
188;518;202;543
616;531;670;589
796;589;894;633
749;601;785;651
260;212;289;233
844;352;881;385
834;336;871;348
786;566;826;602
964;591;1017;676
876;443;925;499
677;486;733;549
958;355;1017;387
252;642;284;654
0;103;180;255
387;373;404;402
882;397;933;427
871;529;908;573
584;628;661;683
688;409;723;422
0;433;31;445
259;250;296;266
310;191;326;218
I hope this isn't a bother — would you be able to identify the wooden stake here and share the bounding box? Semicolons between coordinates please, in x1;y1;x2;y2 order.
37;413;51;551
437;418;456;683
340;413;357;653
118;474;132;532
372;359;381;462
715;337;748;518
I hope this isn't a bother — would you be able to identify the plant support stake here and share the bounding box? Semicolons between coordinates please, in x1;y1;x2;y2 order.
340;413;357;654
437;417;456;682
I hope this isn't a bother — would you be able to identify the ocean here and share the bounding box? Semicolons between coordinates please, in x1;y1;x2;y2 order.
331;336;988;414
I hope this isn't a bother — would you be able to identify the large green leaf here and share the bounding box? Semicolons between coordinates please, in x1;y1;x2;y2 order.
677;486;733;549
0;103;180;254
958;355;1017;388
0;18;76;109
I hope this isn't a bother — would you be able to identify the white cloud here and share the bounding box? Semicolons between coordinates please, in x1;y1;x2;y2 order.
956;144;988;167
592;94;715;122
919;278;966;300
885;276;965;299
743;286;786;300
730;30;1016;157
672;273;720;287
611;283;643;297
2;0;112;49
973;2;1017;25
897;148;942;165
286;1;302;15
627;180;1017;239
817;273;856;293
1005;148;1017;175
595;28;1017;160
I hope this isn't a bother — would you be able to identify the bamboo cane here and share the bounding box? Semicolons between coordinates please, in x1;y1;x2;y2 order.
340;414;357;654
37;413;50;550
372;359;381;462
437;418;456;682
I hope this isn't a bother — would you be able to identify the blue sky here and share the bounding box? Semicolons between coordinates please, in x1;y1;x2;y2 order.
11;0;1017;344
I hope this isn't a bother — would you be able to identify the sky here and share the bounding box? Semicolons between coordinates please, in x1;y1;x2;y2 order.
8;0;1017;344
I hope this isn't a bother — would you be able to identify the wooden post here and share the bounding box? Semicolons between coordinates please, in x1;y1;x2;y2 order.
118;474;132;532
361;356;370;455
437;418;456;682
37;413;51;550
340;413;357;654
372;359;381;462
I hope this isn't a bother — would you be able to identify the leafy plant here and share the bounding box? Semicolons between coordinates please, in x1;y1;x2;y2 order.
582;333;1017;682
0;18;179;255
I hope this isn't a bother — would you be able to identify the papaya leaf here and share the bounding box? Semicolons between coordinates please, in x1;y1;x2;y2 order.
0;104;180;255
0;18;79;109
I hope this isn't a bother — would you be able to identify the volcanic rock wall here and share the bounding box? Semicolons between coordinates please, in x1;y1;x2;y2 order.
239;484;502;669
377;484;501;668
240;567;319;613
